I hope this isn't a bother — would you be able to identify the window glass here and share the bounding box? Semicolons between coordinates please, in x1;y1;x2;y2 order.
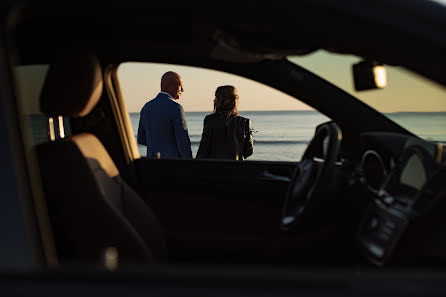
117;62;329;162
289;51;446;142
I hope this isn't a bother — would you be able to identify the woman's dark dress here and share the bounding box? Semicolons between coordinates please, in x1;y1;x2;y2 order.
196;113;254;160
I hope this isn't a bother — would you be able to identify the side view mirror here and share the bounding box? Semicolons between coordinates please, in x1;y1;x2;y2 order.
352;61;387;91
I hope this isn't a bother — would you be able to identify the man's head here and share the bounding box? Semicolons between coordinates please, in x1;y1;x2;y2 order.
161;71;184;100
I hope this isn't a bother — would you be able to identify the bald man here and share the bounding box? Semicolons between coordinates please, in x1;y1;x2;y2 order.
137;71;192;159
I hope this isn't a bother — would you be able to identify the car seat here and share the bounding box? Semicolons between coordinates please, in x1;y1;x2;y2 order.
35;49;166;268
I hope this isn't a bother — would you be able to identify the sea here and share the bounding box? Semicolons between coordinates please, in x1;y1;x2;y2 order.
130;111;446;162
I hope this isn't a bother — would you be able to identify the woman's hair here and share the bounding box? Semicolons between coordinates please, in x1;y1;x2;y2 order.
213;85;239;117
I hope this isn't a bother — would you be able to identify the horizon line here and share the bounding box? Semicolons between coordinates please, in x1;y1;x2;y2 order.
128;109;446;113
128;109;317;113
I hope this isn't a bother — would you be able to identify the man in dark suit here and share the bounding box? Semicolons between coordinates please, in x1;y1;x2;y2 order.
137;71;192;158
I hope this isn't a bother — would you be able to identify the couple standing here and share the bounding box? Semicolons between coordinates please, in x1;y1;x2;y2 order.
137;71;254;160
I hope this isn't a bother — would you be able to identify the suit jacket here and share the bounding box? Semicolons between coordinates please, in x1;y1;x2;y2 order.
196;113;254;160
137;92;192;158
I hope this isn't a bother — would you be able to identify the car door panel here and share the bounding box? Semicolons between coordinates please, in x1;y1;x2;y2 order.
134;158;348;265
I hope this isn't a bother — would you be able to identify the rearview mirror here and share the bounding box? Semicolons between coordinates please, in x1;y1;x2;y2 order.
352;61;387;91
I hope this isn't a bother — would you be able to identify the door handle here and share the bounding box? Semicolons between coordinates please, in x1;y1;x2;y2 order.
260;170;291;183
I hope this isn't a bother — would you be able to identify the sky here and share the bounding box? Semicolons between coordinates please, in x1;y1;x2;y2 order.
118;62;312;113
118;51;446;113
13;51;446;115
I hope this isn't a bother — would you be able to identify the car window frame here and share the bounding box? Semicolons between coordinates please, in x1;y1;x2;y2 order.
104;63;141;164
0;26;57;270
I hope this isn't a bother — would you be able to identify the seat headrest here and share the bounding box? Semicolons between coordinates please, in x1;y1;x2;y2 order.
40;50;103;118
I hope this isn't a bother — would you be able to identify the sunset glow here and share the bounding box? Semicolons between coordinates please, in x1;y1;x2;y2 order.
118;51;446;113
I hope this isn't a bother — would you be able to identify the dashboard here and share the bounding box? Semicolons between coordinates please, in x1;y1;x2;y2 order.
356;132;446;266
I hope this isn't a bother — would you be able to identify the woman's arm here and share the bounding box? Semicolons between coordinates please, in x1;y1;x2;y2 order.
243;119;254;159
196;116;212;158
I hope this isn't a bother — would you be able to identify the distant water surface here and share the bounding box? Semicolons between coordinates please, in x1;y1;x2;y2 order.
26;111;446;162
130;111;446;161
385;112;446;142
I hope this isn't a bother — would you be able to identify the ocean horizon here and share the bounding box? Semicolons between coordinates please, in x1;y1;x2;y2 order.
25;110;446;161
130;110;446;161
26;110;446;162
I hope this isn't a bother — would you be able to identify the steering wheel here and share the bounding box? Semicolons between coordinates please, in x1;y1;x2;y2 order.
281;122;342;231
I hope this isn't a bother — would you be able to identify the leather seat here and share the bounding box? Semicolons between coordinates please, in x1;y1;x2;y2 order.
36;50;165;267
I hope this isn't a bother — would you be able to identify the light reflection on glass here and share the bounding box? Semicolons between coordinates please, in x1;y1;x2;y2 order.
373;65;387;88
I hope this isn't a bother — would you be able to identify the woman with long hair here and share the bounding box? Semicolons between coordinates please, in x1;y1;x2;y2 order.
196;85;254;160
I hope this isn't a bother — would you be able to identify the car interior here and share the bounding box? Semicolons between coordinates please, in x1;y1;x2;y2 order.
4;0;446;279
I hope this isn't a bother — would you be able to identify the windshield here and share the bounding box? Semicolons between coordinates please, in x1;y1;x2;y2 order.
288;51;446;142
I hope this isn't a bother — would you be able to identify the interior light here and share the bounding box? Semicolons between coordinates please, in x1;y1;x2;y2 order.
373;66;387;88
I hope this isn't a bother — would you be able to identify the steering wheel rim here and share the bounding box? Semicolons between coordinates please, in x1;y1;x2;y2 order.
281;122;342;231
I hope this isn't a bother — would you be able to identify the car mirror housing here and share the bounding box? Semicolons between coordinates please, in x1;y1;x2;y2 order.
352;60;387;91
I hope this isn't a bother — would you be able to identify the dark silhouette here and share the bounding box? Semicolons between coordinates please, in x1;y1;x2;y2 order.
196;85;254;160
137;71;192;158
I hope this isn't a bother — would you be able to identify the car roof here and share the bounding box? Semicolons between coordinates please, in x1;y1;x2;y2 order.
10;0;446;86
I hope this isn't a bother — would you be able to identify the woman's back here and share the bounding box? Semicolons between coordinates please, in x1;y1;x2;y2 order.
196;113;254;160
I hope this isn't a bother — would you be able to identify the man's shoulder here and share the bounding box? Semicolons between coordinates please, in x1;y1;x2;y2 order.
146;92;168;104
166;100;184;113
166;98;182;106
142;93;184;116
142;94;176;107
141;97;157;108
